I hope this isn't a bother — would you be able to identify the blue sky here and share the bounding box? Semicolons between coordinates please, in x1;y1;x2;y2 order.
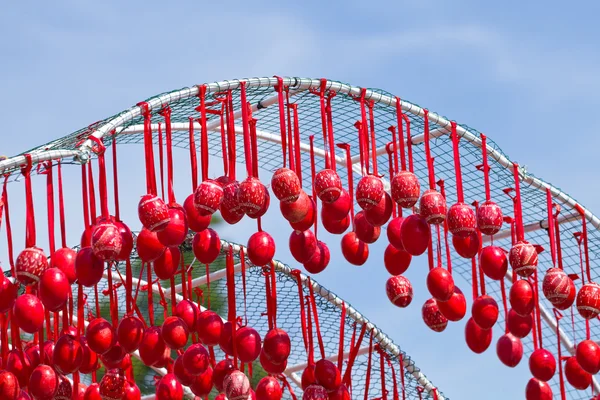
2;1;600;399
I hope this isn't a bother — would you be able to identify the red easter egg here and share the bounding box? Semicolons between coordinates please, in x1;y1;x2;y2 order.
173;355;194;386
55;374;73;400
79;337;99;374
6;349;32;388
156;373;183;400
41;341;55;367
238;177;267;218
542;268;575;310
419;189;446;225
117;316;144;353
192;228;221;264
184;194;212;232
0;273;18;313
15;246;48;285
387;216;404;249
290;197;315;232
83;383;101;400
354;211;380;244
29;364;58;400
465;317;492;354
302;384;328;400
39;268;70;312
477;200;503;236
223;370;251;400
315;359;341;391
260;350;288;375
256;376;282;400
138;194;170;232
263;328;291;365
525;378;552;400
303;241;330;274
529;348;556;382
426;267;455;302
182;343;210;375
24;343;41;370
99;368;126;400
100;344;128;370
341;232;369;266
472;295;499;330
0;371;19;400
136;227;167;262
321;189;351;221
321;213;350;235
576;339;600;375
480;246;508;280
219;322;236;356
86;318;115;355
175;300;200;334
510;279;534;317
91;220;123;261
314;169;342;203
154;246;180;280
247;231;276;266
356;175;384;211
235;326;262;363
507;309;533;338
437;287;467;322
577;282;600;319
50;247;77;284
565;356;592;390
53;333;83;374
391;170;420;209
189;367;214;397
75;247;104;288
447;202;476;237
122;381;140;400
13;294;44;334
162;316;189;350
157;205;188;247
271;167;301;203
290;230;317;263
139;326;167;367
496;333;523;368
280;191;311;223
386;275;413;308
400;214;430;256
384;244;412;276
194;179;224;216
213;359;236;392
197;310;223;346
364;192;393;227
328;384;350;400
422;299;448;333
452;231;480;259
219;177;245;225
115;220;134;262
301;365;316;389
509;241;538;278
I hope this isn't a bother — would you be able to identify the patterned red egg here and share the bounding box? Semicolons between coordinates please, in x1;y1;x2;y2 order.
509;241;538;278
28;364;58;400
321;189;351;221
564;356;591;390
364;192;393;227
15;246;48;285
263;328;291;365
471;295;499;330
400;214;430;256
384;244;412;276
189;366;214;397
356;175;384;211
219;178;244;224
247;231;276;266
525;378;552;400
437;287;467;322
99;368;126;400
194;179;224;216
223;370;251;400
290;230;318;264
391;170;420;209
156;373;183;400
447;202;476;238
354;211;380;244
509;279;535;317
301;384;329;400
321;213;350;235
280;190;311;223
577;282;600;319
314;169;342;204
162;316;189;350
138;194;170;232
54;374;72;400
184;194;212;232
426;267;455;302
136;228;166;263
238;176;267;218
496;333;523;368
419;189;446;225
182;343;210;375
303;241;330;274
341;232;369;266
117;316;145;353
452;231;480;259
477;200;503;235
192;228;221;264
529;348;556;382
91;220;123;261
157;205;188;247
422;298;448;333
542;268;575;310
50;247;77;284
271;167;301;203
53;333;83;374
465;317;492;354
255;376;282;400
154;246;180;280
386;275;413;308
0;371;19;400
576;339;600;375
13;294;44;334
507;309;533;338
480;246;508;280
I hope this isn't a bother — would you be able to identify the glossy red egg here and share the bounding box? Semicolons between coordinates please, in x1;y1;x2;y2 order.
271;167;301;203
6;349;32;388
426;267;455;302
157;205;188;247
507;309;533;338
29;364;58;399
183;343;210;375
75;247;105;288
472;295;499;330
196;310;223;346
509;241;538;278
91;220;123;261
86;318;115;355
303;241;330;274
154;246;180;280
437;287;467;322
260;350;288;375
391;170;420;209
238;176;267;218
13;294;44;334
509;279;535;317
139;326;167;367
576;339;600;375
213;359;236;392
356;175;384;211
364;192;393;227
565;356;592;390
422;298;448;333
99;368;126;400
328;384;350;400
321;213;350;235
314;169;342;203
525;378;552;400
161;316;189;350
50;247;77;284
542;268;575;310
247;231;276;266
192;228;221;264
386;216;404;249
290;230;317;264
263;328;291;365
302;384;329;400
480;246;508;280
219;177;245;224
78;337;99;374
156;373;183;400
452;231;480;259
354;211;380;244
341;232;369;266
386;275;413;308
384;244;412;276
39;267;70;312
184;194;212;232
175;300;200;334
136;227;166;262
189;366;214;397
117;316;144;353
53;333;83;374
15;246;48;285
321;189;351;221
301;365;317;390
315;359;341;391
223;370;251;400
447;202;476;238
529;348;556;382
419;189;446;225
0;273;18;313
255;376;282;400
0;371;19;400
280;190;311;223
477;200;503;236
400;214;430;256
465;317;492;354
496;333;523;367
138;194;170;232
235;326;262;363
290;197;315;232
194;179;224;216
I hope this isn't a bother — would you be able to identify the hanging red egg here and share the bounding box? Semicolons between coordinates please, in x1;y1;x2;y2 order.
507;309;533;338
576;339;600;375
576;282;600;319
525;378;552;400
437;287;467;322
0;273;17;313
271;167;301;203
24;343;41;370
263;328;291;365
496;333;523;368
91;220;123;261
173;355;194;386
238;176;267;218
197;310;224;346
99;368;127;400
123;381;140;400
477;201;503;236
83;382;101;400
79;337;99;374
447;202;476;238
189;366;214;397
192;228;221;264
39;268;70;312
5;349;32;388
235;326;262;363
75;247;105;288
564;356;592;390
0;371;19;400
50;247;77;284
53;333;83;374
384;244;412;276
280;191;311;224
354;211;380;244
452;231;480;259
321;213;350;235
290;230;318;264
480;246;508;280
290;197;316;232
465;317;492;354
301;365;316;389
220;178;245;224
101;343;128;370
154;246;180;280
115;221;134;262
529;348;556;382
255;376;282;400
422;298;448;333
314;359;341;391
184;194;212;232
136;228;166;263
117;316;144;353
194;179;224;216
260;349;288;375
419;189;446;225
314;169;342;203
364;192;393;227
400;214;430;256
471;295;499;330
341;232;369;266
386;216;404;249
175;300;200;334
15;246;48;285
13;294;44;334
542;268;575;310
356;175;384;211
156;373;183;400
223;370;251;400
41;341;55;367
391;170;420;209
157;205;188;247
509;241;538;278
509;279;535;317
302;384;329;400
219;321;236;356
386;275;413;308
86;318;115;355
247;231;276;266
213;359;236;392
182;343;210;375
138;194;170;232
321;189;351;221
139;326;167;367
426;267;455;302
28;364;58;400
161;316;189;350
328;384;350;400
304;241;330;274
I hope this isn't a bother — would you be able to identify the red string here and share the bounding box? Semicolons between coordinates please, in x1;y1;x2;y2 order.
325;89;337;172
240;248;248;326
188;117;199;191
575;204;592;282
225;248;238;367
366;101;378;176
2;176;16;276
240;82;254;177
280;376;298;400
363;330;374;400
226;91;237;181
314;79;330;169
197;85;210;182
386;144;399;218
87;159;97;223
479;134;492;201
160;107;176;204
450;121;465;202
285;89;295;174
401;115;414;174
81;165;90;229
511;163;525;241
309;136;318;238
471;257;479;300
307;278;325;359
138;102;157;195
533;272;543;348
249;115;260;180
544;189;557;266
422;111;436;190
291;104;303;182
264;270;274;331
499;279;509;334
342;323;367;386
55;162;67;248
338;302;346;372
291;270;309;353
158;123;165;200
219;103;229;177
21;154;37;247
553;309;567;400
274;76;288;168
354;89;369;176
337;143;355;227
42;162;56;256
146;261;155;326
89;137;111;220
398;354;406;400
0;314;8;366
394;98;407;172
377;345;387;400
305;295;315;366
554;205;564;270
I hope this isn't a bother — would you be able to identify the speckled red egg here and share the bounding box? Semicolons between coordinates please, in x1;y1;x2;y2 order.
577;282;600;320
138;194;170;232
314;169;342;204
356;175;384;211
422;298;448;332
15;246;48;285
194;179;224;216
447;202;476;238
238;176;267;218
419;189;446;225
386;275;413;308
391;170;420;209
477;200;503;236
271;167;301;203
509;241;538;278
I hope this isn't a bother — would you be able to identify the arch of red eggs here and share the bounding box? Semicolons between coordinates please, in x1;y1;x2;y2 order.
1;87;600;400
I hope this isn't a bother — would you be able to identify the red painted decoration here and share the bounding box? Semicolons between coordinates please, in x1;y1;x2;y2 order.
183;194;211;232
161;316;189;350
156;373;183;400
213;359;236;392
175;300;200;334
304;241;330;274
542;268;575;310
386;275;413;308
509;241;538;278
419;189;446;225
255;376;283;400
138;194;170;232
271;167;301;203
29;364;58;400
477;201;503;236
99;369;126;400
447;202;476;238
315;359;341;391
182;343;210;375
321;189;351;221
223;370;251;400
238;176;268;218
354;211;380;244
50;247;77;284
157;205;188;247
15;247;48;285
364;192;393;227
356;175;384;211
86;318;116;355
53;333;83;374
194;179;224;216
139;326;167;367
289;230;318;264
465;317;492;354
422;298;448;333
426;267;455;302
189;367;214;397
391;170;420;209
576;282;600;319
496;333;523;367
91;220;123;261
314;169;342;204
280;191;311;224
